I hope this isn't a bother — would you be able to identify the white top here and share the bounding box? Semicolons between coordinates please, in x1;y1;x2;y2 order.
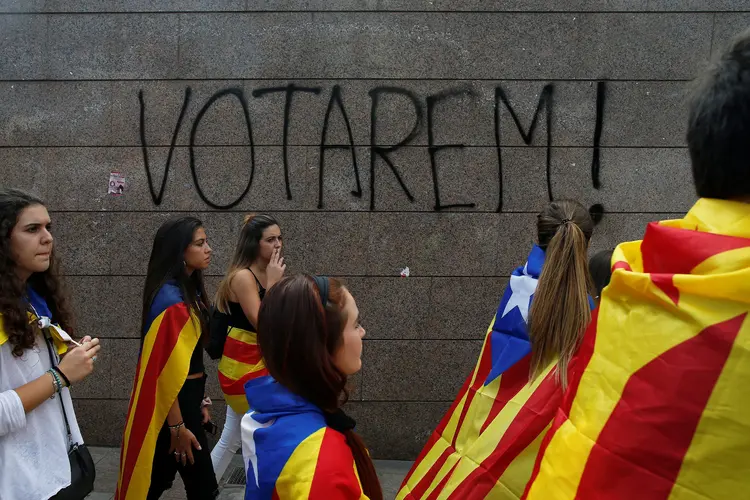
0;332;84;500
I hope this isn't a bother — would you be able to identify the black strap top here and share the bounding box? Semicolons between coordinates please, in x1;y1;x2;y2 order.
188;341;205;375
227;269;266;332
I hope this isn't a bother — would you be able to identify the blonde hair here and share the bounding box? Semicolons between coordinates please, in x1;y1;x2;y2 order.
214;213;280;312
528;200;594;387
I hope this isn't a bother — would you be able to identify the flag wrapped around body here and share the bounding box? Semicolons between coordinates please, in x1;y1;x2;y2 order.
241;376;367;499
399;245;567;499
524;198;750;500
218;326;268;414
115;283;200;500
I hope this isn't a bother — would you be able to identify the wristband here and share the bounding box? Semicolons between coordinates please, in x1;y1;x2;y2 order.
53;367;71;388
47;369;62;398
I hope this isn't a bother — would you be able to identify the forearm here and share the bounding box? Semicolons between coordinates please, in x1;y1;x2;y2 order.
166;397;183;426
0;372;58;436
14;372;58;413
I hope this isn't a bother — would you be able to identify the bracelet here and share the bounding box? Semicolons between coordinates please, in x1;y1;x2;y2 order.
47;369;61;398
168;421;184;437
53;367;71;388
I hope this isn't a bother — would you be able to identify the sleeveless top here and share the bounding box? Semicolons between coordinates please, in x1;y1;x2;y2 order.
218;270;269;414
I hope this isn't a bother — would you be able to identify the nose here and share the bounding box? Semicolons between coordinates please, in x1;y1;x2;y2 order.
360;326;366;338
206;243;212;254
41;228;53;245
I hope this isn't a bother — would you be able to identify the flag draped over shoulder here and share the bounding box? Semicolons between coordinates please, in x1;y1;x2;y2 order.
115;283;200;500
0;287;69;354
399;245;566;500
524;198;750;500
242;376;367;500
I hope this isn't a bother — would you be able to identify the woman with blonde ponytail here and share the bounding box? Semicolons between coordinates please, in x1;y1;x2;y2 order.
398;199;595;499
528;200;594;387
207;214;285;481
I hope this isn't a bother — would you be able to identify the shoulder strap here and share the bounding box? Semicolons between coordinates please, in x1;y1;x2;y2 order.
43;331;74;445
248;268;265;292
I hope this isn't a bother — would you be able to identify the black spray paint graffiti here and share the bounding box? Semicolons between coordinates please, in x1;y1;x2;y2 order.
139;82;607;220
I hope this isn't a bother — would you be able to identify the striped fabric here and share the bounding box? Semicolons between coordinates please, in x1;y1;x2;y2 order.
218;326;268;414
524;198;750;500
115;283;200;500
242;376;367;500
398;246;568;499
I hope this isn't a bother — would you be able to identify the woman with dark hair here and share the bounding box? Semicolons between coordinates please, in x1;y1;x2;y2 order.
241;274;382;500
0;188;101;500
208;214;285;480
589;249;614;307
399;199;595;499
116;216;218;500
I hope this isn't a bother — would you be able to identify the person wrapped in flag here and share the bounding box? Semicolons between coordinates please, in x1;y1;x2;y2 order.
398;200;595;499
207;214;285;481
116;216;219;500
523;29;750;500
241;274;383;500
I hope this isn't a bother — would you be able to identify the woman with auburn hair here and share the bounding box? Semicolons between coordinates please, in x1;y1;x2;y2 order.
207;214;285;481
241;274;382;500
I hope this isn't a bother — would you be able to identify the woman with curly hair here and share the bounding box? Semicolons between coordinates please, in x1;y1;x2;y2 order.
0;188;101;500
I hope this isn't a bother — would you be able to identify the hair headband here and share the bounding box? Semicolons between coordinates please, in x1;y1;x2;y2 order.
313;275;329;307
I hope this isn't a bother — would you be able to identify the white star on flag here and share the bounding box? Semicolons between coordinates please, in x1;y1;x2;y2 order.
242;412;275;488
501;270;538;322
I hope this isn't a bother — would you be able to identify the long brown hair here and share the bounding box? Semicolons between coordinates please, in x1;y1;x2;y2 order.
257;274;383;500
528;200;594;387
0;189;75;357
141;216;209;343
214;214;280;313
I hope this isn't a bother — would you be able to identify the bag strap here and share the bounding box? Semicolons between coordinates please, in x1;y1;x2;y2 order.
42;326;74;446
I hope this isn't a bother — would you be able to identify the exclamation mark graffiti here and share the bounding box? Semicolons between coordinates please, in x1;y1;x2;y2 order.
589;81;606;225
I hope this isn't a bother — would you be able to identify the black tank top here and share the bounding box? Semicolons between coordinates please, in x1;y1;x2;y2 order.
227;269;266;332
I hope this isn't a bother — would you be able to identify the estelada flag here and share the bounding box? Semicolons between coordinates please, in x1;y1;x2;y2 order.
242;376;368;499
115;282;201;500
399;246;575;499
524;198;750;500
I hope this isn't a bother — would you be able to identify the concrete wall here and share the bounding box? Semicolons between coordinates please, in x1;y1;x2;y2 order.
1;0;747;459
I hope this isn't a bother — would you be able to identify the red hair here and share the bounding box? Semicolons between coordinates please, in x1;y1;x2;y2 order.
257;274;382;500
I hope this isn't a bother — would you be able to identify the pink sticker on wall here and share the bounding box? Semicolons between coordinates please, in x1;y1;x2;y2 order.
108;171;126;195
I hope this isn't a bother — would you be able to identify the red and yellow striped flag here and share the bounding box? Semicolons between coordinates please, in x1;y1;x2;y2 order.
218;326;268;414
398;246;573;499
524;198;750;499
115;283;201;500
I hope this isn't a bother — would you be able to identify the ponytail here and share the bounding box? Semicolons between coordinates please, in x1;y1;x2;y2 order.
343;430;383;500
528;201;594;388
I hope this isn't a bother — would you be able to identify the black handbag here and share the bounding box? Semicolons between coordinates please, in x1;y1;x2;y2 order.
43;333;96;500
